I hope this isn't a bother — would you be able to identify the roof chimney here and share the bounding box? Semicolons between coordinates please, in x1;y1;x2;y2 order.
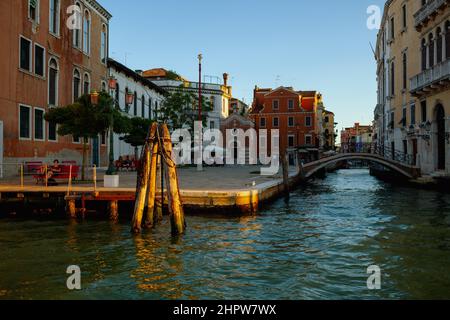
223;73;229;87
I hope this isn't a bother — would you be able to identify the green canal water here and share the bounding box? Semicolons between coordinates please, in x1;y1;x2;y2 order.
1;169;450;300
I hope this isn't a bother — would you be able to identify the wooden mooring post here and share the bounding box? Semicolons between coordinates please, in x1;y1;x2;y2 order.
131;123;185;236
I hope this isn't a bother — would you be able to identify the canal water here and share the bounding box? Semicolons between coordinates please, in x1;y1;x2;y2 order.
1;169;450;300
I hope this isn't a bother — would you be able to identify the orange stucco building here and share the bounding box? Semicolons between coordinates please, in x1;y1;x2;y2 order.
0;0;111;176
250;86;323;162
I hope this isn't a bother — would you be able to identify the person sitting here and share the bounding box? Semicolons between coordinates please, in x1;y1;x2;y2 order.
47;160;61;185
123;156;132;171
115;156;124;171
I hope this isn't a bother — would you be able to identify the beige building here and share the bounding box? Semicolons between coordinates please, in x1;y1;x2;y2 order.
375;0;450;177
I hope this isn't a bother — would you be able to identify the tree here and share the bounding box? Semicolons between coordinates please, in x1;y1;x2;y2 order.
120;117;152;159
45;92;129;180
156;89;212;132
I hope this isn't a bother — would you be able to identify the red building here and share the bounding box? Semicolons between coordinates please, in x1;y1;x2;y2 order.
0;0;111;176
250;86;322;162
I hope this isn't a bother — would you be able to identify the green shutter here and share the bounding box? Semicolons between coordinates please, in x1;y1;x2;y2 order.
30;0;37;8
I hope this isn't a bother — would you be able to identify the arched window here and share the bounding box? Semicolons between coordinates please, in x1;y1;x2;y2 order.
101;81;106;92
48;58;58;106
49;0;60;35
73;69;81;101
83;10;90;54
72;2;81;48
446;21;450;59
133;91;137;116
83;73;90;95
141;95;145;118
125;87;129;111
421;39;427;71
437;27;443;64
101;24;107;64
428;33;434;67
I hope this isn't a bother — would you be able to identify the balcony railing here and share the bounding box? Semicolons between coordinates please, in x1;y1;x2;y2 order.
414;0;448;29
410;59;450;93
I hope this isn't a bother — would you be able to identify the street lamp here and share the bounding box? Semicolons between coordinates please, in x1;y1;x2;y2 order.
198;53;202;122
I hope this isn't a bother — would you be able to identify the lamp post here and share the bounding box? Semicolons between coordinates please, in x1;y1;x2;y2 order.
198;53;202;122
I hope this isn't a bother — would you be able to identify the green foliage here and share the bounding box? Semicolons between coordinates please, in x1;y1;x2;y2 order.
157;89;213;132
45;92;127;139
166;70;182;81
120;117;152;147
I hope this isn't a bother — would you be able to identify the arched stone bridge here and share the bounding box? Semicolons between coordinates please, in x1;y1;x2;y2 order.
299;153;421;180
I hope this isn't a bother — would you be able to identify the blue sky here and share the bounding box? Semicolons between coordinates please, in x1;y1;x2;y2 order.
100;0;386;130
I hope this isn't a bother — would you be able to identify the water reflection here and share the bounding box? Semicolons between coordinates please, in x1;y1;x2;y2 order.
1;169;450;299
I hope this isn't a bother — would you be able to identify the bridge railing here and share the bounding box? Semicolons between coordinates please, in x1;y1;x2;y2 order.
339;143;415;166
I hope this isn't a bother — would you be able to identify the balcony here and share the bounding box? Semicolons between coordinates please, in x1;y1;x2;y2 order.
410;59;450;96
414;0;449;31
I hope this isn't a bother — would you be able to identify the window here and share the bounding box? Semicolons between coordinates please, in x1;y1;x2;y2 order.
402;4;406;29
19;105;31;139
390;62;395;96
101;24;107;63
73;69;81;101
115;83;120;103
260;117;266;128
288;117;294;127
446;21;450;59
305;135;312;146
29;0;39;23
148;97;152;119
437;28;443;64
403;140;408;155
210;96;215;109
428;33;434;67
402;107;407;127
125;87;129;109
48;120;57;141
101;131;106;145
48;58;58;106
421;100;427;122
133;92;137;116
390;17;395;40
421;39;427;71
34;44;45;77
272;100;279;110
210;121;215;129
49;0;60;35
410;103;416;125
73;136;80;143
402;52;407;90
325;116;329;123
305;116;312;127
83;73;90;95
34;108;45;140
273;117;279;127
288;135;295;148
20;36;32;71
101;81;106;92
72;3;81;48
83;10;90;54
141;95;145;118
288;100;294;110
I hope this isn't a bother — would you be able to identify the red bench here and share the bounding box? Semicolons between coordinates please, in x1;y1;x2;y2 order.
33;165;79;185
25;161;43;175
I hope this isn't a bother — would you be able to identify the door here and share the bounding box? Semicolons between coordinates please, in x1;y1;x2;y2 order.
0;121;3;178
92;136;100;167
437;105;446;170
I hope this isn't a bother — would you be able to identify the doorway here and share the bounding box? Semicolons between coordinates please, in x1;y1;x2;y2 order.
436;104;446;170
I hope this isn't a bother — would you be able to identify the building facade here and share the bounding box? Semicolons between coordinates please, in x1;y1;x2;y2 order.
250;86;329;163
107;59;166;160
341;123;373;152
143;69;231;130
323;110;337;150
375;0;450;176
0;0;111;176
